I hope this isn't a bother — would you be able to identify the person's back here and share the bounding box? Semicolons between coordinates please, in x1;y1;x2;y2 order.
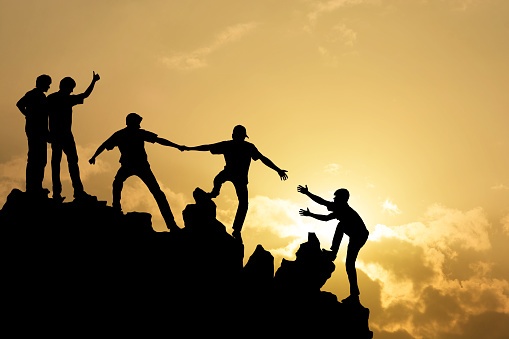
47;90;82;138
210;139;260;182
327;203;369;240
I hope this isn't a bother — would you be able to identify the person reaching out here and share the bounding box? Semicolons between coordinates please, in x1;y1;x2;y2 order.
183;125;288;242
89;113;184;232
48;71;100;202
298;184;369;304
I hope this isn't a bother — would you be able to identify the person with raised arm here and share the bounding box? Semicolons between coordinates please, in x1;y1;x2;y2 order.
298;184;369;304
48;71;100;202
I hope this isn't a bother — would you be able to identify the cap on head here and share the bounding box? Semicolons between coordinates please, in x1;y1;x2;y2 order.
334;188;350;202
126;112;143;126
59;77;76;91
232;125;248;140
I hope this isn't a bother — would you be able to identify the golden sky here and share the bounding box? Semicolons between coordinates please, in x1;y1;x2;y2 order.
1;1;508;337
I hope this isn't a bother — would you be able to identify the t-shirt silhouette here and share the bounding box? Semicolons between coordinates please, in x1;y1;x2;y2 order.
47;92;86;137
208;140;262;184
103;127;158;167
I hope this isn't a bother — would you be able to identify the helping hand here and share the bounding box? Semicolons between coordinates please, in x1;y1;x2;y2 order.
279;169;288;181
297;184;309;195
299;208;311;217
89;157;96;165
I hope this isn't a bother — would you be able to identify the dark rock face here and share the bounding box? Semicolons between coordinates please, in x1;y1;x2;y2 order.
0;188;372;337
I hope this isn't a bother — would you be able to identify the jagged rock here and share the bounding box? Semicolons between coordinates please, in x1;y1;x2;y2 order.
0;188;372;337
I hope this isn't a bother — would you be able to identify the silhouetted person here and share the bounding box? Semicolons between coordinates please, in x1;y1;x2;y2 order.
16;74;52;197
298;185;369;304
89;113;183;232
184;125;288;242
48;71;100;202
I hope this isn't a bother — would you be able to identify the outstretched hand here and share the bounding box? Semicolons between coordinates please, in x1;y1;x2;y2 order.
89;157;96;165
299;208;311;217
92;71;100;82
278;169;288;181
297;184;309;195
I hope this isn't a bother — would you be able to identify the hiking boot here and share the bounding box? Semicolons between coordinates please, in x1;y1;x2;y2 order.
53;195;65;203
232;229;243;243
341;294;360;304
322;249;337;260
74;191;97;201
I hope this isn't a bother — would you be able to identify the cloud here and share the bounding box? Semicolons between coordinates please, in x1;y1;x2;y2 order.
307;0;376;24
160;22;259;70
491;183;509;191
358;204;509;338
382;198;401;215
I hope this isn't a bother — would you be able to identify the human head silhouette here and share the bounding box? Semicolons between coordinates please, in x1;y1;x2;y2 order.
126;112;143;128
36;74;52;92
333;188;350;203
232;125;248;141
59;77;76;94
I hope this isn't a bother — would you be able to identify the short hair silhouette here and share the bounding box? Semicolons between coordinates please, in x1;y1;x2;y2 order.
334;188;349;202
59;77;76;91
36;74;52;88
232;124;248;140
126;112;143;126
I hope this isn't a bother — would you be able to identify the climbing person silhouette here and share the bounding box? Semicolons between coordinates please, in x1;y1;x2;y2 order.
47;71;100;202
16;74;52;198
89;113;184;232
298;185;369;304
183;125;288;242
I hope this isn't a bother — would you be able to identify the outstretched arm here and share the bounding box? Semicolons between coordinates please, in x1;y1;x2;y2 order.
183;144;213;152
299;208;335;221
259;155;288;180
81;71;100;98
297;185;330;206
89;141;108;164
155;137;185;151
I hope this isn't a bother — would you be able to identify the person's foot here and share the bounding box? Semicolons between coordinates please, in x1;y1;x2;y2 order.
74;191;97;201
206;191;219;199
341;294;360;304
232;229;243;243
322;249;337;260
53;195;65;203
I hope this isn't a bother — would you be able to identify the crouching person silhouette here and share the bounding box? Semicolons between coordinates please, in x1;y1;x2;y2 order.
89;113;184;232
298;184;369;304
183;125;288;242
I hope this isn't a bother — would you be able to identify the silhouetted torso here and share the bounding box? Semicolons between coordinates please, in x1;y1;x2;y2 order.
209;140;261;183
21;88;49;135
47;91;85;138
103;127;158;167
327;203;369;239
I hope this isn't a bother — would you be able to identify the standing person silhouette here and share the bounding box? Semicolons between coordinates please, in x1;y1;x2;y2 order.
89;113;184;232
184;125;288;242
16;74;52;198
47;71;100;202
298;185;369;304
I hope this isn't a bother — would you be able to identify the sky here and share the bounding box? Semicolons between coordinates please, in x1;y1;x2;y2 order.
1;0;508;337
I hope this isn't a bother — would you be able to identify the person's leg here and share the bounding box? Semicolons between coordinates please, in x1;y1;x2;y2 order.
112;166;130;212
50;141;63;198
344;236;368;300
61;136;85;197
26;133;47;194
231;182;248;240
138;166;179;231
209;170;228;198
